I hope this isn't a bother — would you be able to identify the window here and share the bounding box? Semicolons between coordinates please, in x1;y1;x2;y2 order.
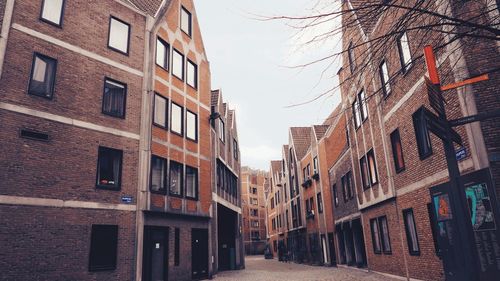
348;41;356;73
88;225;118;271
172;49;184;80
333;184;339;207
390;129;405;172
186;59;197;89
403;209;420;255
370;218;382;254
153;93;167;128
251;231;260;240
358;90;368;121
427;203;441;255
367;150;378;185
252;187;257;194
40;0;65;26
341;174;348;202
313;157;318;174
169;161;183;196
171;102;183;136
352;99;361;129
413;107;433;159
360;156;370;190
156;37;169;70
346;126;350;147
251;220;259;228
174;228;180;266
186;110;197;141
233;139;238;160
379;216;392;253
28;53;57;99
150;155;167;193
96;146;122;190
108;17;130;55
317;193;323;213
271;198;275;209
218;118;225;142
251;198;258;205
102;78;127;118
397;32;412;72
185;165;198;199
379;60;391;96
180;6;192;36
251;209;258;216
347;171;354;199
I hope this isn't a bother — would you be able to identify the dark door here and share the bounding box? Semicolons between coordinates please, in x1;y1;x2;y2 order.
143;226;169;281
192;228;209;279
328;232;336;266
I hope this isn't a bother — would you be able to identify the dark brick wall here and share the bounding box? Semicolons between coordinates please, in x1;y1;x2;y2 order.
0;205;136;281
330;150;359;220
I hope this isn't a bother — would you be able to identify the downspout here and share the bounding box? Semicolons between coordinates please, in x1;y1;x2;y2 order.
135;3;171;280
0;0;15;79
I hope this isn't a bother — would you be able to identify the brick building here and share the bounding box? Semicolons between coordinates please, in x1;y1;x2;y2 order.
266;1;499;280
266;160;286;259
241;167;268;255
0;1;243;280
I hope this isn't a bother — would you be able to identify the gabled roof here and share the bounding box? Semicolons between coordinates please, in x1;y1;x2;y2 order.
120;0;165;16
348;0;380;35
228;110;234;127
323;104;342;126
313;125;330;140
271;160;282;174
211;90;220;108
290;127;312;160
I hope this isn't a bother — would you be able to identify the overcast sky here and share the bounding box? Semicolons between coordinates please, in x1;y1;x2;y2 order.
194;0;342;170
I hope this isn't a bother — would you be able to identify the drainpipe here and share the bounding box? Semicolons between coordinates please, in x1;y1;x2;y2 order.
0;0;15;79
135;3;171;280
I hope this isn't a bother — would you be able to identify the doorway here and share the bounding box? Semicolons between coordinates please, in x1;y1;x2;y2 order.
217;204;237;271
192;228;209;279
142;226;169;281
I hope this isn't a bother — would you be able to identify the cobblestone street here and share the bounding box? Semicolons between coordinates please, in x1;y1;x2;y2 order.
213;256;398;281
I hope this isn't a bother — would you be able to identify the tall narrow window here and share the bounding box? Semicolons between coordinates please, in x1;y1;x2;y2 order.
108;17;130;55
358;90;368;121
390;129;405;172
370;218;382;254
169;161;183;196
333;184;339;207
341;174;348;202
346;126;350;147
352;99;361;129
233;139;239;160
28;53;57;99
186;110;197;141
348;41;356;73
413;107;433;159
379;60;391;96
218;118;225;142
174;228;180;266
360;156;370;190
367;150;378;185
317;193;323;213
172;49;184;80
96;146;122;190
180;6;192;36
379;216;392;254
88;225;118;271
403;209;420;255
102;78;127;118
153;93;167;128
313;157;318;174
171;102;183;136
347;171;354;199
185;165;198;199
397;32;412;72
150;155;167;193
156;37;169;70
186;59;197;89
40;0;65;26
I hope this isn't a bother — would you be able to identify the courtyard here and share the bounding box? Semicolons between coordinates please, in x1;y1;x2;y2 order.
213;256;398;281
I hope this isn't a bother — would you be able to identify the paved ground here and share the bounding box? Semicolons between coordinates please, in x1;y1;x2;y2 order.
213;256;398;281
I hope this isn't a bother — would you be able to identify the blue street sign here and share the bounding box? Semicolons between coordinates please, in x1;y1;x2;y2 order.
121;196;133;204
456;147;467;161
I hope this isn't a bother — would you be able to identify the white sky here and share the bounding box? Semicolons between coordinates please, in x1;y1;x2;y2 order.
194;0;343;170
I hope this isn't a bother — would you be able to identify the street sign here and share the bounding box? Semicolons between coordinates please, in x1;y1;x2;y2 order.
121;195;133;204
449;110;500;127
422;107;463;145
426;77;446;117
456;147;467;161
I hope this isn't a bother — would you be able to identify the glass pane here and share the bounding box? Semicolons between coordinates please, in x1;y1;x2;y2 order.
380;217;391;252
169;162;182;195
97;148;121;187
41;0;64;25
186;167;197;198
171;103;182;134
172;50;183;79
359;90;368;120
156;39;167;68
154;95;166;127
103;80;125;117
109;18;129;53
187;60;196;88
400;33;412;66
33;57;47;82
181;8;191;35
186;111;196;140
372;220;381;252
151;157;165;191
368;152;378;184
406;211;419;252
381;61;391;94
